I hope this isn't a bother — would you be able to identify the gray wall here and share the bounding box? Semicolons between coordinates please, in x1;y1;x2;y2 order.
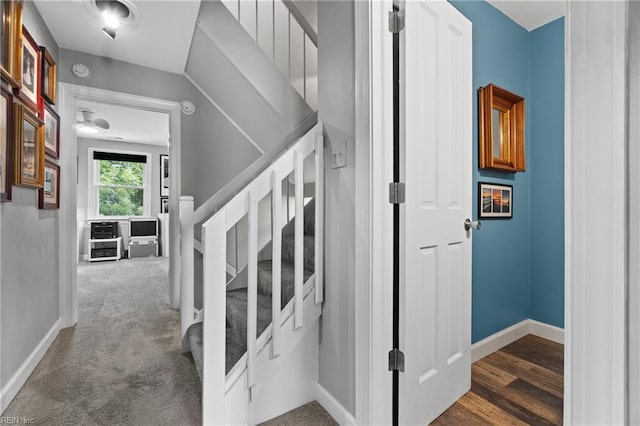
317;0;356;416
1;0;60;389
58;49;261;208
76;137;169;257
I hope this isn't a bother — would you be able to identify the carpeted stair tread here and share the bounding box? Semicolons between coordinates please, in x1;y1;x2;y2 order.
187;322;203;379
281;234;315;271
226;288;274;349
187;321;246;378
257;260;313;304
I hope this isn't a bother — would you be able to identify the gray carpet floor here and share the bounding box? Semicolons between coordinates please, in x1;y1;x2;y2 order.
3;257;202;425
259;401;337;426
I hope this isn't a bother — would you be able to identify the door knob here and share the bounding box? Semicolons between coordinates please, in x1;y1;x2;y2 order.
464;219;481;231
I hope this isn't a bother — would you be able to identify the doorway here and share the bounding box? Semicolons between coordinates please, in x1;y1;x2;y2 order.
58;84;182;328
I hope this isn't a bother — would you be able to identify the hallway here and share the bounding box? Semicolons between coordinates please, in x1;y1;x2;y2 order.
4;258;201;425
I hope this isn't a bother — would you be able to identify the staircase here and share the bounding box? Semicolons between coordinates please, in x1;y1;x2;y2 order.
180;124;324;424
179;2;323;422
186;198;317;379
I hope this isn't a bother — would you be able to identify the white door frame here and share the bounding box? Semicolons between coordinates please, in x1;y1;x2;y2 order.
58;83;182;328
356;1;633;425
564;2;628;423
354;1;393;424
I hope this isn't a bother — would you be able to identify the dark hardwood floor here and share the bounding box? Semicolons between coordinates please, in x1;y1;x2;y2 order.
432;334;564;425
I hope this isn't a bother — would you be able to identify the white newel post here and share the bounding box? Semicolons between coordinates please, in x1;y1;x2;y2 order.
180;196;195;353
202;211;227;425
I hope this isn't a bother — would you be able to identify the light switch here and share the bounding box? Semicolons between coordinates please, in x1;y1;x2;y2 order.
331;141;347;169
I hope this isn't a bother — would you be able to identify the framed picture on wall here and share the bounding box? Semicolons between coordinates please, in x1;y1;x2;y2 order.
14;26;41;113
160;154;169;197
0;1;23;88
40;46;56;105
43;103;59;158
13;102;44;188
1;87;14;201
38;159;59;209
478;182;512;218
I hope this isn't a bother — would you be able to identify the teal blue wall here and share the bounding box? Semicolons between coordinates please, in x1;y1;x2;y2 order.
529;18;565;328
450;1;565;342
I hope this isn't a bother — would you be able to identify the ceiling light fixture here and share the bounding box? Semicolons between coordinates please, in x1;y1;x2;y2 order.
77;124;99;134
95;0;131;40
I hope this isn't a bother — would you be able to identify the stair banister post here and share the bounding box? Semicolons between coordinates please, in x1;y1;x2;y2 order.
180;195;195;353
294;150;304;329
315;132;324;304
271;171;283;357
247;191;259;392
201;211;227;425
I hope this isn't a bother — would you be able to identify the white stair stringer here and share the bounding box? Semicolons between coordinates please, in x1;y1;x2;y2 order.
197;0;313;128
222;276;321;425
185;0;313;153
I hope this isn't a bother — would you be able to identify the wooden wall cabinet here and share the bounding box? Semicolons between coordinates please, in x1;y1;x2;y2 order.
478;83;526;172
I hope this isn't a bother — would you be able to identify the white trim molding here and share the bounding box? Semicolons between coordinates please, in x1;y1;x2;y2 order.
0;319;61;413
316;383;357;426
471;319;565;363
355;1;394;425
565;2;628;424
59;83;182;328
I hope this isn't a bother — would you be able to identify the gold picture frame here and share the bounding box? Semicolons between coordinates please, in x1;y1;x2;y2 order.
478;83;526;172
0;0;24;88
14;102;44;188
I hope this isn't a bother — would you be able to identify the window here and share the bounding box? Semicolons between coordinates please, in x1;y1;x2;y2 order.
91;150;149;217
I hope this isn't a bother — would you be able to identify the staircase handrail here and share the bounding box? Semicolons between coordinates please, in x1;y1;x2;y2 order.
281;0;317;46
193;111;318;225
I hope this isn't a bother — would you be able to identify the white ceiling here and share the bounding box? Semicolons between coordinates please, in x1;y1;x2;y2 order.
487;0;565;32
34;0;202;74
76;100;170;146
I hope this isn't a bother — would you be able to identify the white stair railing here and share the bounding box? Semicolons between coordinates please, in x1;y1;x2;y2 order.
180;122;324;424
221;0;318;110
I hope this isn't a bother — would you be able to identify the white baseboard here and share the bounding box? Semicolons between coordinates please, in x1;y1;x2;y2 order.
0;318;61;414
471;319;530;362
471;319;565;363
528;319;565;344
316;383;356;426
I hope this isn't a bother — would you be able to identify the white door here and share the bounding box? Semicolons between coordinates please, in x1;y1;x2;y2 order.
399;1;472;424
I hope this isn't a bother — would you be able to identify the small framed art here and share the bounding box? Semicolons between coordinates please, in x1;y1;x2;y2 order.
161;197;169;214
40;46;56;105
479;182;512;219
13;102;44;188
39;159;59;209
43;103;59;158
160;154;169;197
15;26;40;113
0;87;14;201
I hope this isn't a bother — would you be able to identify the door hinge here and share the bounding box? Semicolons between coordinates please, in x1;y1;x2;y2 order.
388;348;405;372
388;10;405;34
389;182;405;204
